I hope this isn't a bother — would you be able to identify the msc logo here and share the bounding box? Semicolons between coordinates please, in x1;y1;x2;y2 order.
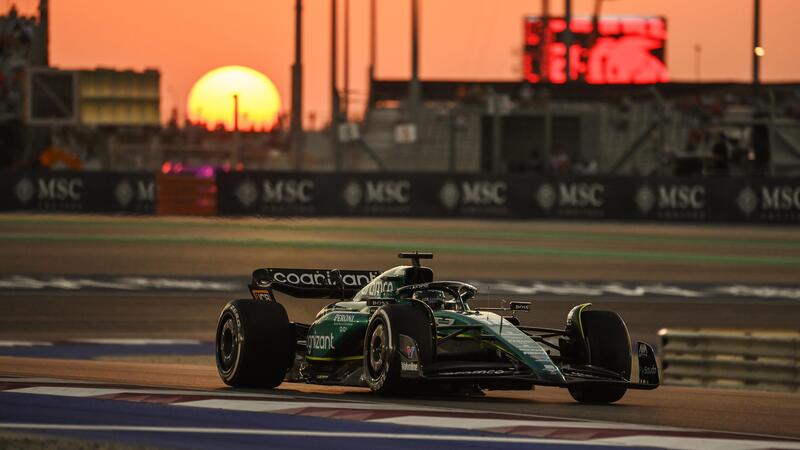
262;179;313;203
737;186;758;216
761;186;800;211
343;180;410;208
13;178;35;204
235;180;258;207
235;179;314;207
439;181;506;210
738;185;800;216
114;179;155;207
636;184;705;213
537;182;604;210
15;177;83;204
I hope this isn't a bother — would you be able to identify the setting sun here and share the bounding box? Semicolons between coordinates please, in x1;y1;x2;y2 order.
187;65;282;131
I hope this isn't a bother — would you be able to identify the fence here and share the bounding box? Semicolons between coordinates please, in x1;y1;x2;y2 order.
659;328;800;393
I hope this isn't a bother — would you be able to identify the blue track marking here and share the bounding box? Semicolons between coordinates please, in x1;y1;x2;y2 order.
0;392;643;450
0;343;213;359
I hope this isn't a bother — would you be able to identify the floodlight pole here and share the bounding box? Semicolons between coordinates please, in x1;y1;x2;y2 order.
291;0;304;170
564;0;572;82
694;44;702;81
409;0;420;120
233;94;239;132
344;0;350;120
368;0;376;101
752;0;761;87
331;0;342;170
542;0;550;82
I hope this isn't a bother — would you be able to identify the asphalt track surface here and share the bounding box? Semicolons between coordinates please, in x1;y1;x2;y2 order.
2;290;799;351
1;214;799;448
1;356;799;440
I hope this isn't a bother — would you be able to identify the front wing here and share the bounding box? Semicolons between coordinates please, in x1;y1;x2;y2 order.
397;341;660;391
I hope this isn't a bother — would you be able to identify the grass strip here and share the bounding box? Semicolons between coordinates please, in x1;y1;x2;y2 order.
1;216;798;250
2;233;798;267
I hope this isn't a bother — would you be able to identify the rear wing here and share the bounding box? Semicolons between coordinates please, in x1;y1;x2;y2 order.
249;268;381;301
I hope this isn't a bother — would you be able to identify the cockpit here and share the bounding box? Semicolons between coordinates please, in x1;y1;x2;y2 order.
398;281;477;313
412;289;459;311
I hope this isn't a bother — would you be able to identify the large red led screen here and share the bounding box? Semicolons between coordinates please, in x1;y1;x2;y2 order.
523;16;668;84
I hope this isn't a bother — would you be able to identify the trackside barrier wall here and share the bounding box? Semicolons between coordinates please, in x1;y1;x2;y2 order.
1;170;799;222
216;172;800;223
659;328;800;393
0;170;156;214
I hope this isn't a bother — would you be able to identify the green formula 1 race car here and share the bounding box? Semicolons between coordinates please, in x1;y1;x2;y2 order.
215;252;660;403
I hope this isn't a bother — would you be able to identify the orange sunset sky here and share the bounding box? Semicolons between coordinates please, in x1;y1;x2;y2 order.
6;0;800;127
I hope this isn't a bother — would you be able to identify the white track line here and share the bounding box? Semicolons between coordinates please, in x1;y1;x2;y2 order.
0;377;98;384
0;423;638;447
174;399;444;413
3;379;798;447
369;416;685;432
3;386;290;400
594;435;800;450
7;387;129;397
0;341;52;347
67;339;204;345
2;423;794;450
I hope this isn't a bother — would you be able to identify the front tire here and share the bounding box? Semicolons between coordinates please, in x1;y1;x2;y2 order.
216;299;294;388
568;310;631;404
364;305;433;395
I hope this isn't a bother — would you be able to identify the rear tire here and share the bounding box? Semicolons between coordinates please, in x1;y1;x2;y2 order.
568;310;630;404
216;299;294;388
364;305;433;395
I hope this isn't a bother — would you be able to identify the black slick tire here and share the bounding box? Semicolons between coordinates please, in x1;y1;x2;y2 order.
568;310;631;404
216;299;294;388
363;305;433;395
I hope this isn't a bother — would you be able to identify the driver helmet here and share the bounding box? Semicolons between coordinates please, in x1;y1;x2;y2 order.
412;289;446;310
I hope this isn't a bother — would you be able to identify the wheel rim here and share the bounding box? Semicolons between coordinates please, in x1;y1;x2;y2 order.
218;315;238;372
369;323;387;375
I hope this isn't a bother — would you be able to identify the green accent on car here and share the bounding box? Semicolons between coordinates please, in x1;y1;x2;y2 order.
303;263;565;384
305;355;364;361
305;311;371;361
434;310;566;384
574;303;592;340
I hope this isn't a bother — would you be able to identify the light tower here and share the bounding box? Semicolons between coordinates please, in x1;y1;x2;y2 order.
291;0;304;169
409;0;420;120
31;0;49;67
752;0;762;87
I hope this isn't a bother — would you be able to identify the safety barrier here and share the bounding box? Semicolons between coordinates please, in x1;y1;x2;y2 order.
2;170;799;223
0;170;155;214
659;328;800;393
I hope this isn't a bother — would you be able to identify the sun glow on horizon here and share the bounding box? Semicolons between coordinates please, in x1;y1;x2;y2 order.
187;65;281;131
